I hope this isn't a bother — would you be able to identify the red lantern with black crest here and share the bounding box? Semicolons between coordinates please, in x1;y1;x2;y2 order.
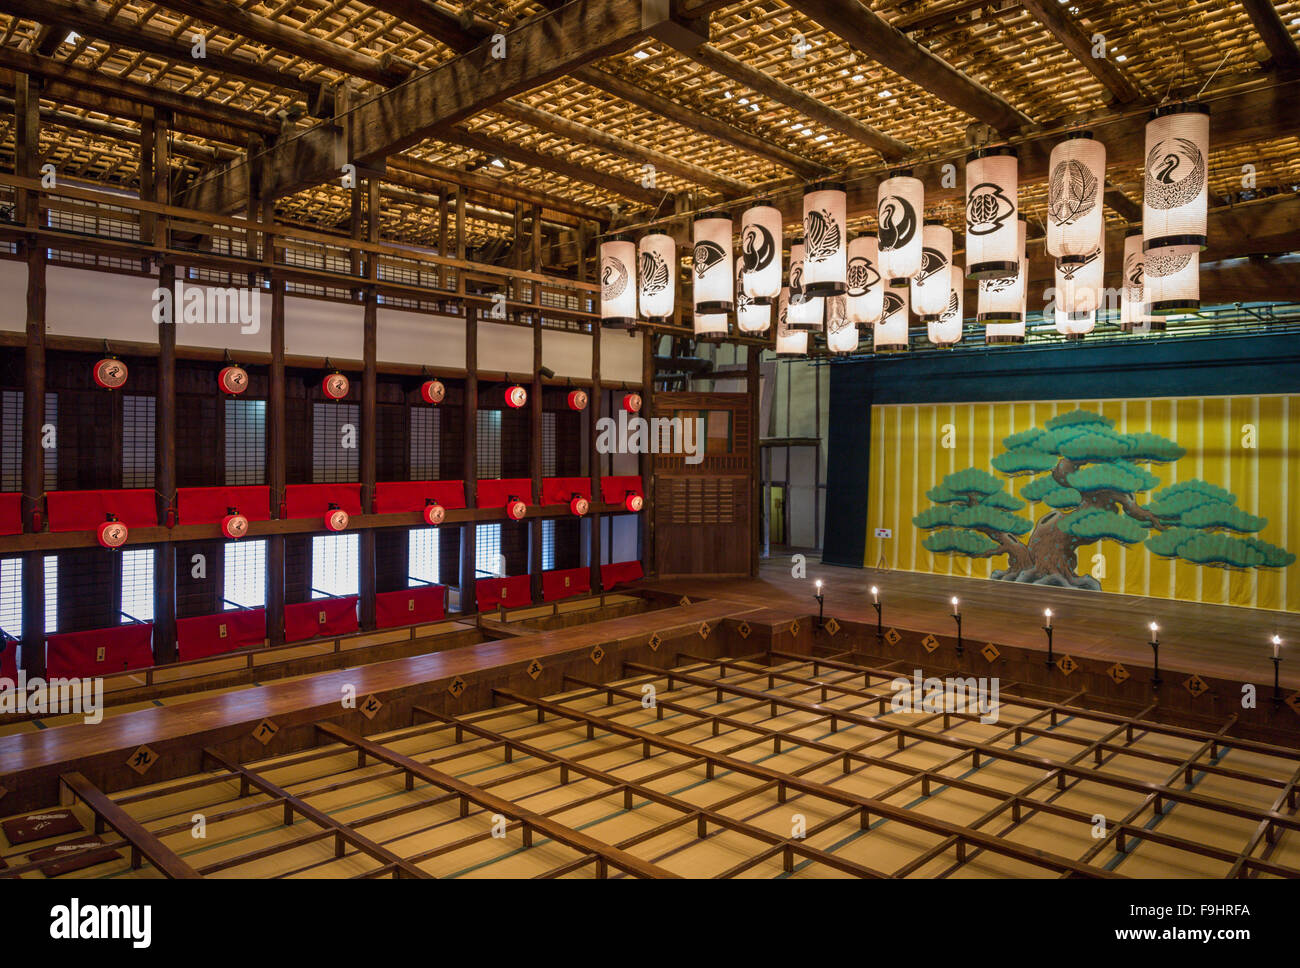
504;385;528;409
218;365;249;395
423;501;445;526
624;492;644;513
97;515;129;549
324;504;349;532
505;497;527;521
93;357;128;390
622;392;642;414
569;495;589;517
322;371;350;400
421;379;445;405
567;389;588;411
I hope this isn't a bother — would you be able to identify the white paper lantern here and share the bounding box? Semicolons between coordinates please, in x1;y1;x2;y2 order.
736;262;771;333
1120;228;1166;333
1047;132;1106;258
788;240;805;298
786;241;823;331
825;296;858;354
1145;245;1200;314
693;212;733;313
927;269;963;347
694;312;728;338
1055;246;1104;315
802;181;847;297
874;282;910;353
775;289;808;357
877;168;924;281
599;235;637;328
912;220;953;318
846;233;884;324
1055;307;1095;339
638;232;675;322
965;147;1019;279
740;203;782;303
984;217;1026;345
1143;102;1209;253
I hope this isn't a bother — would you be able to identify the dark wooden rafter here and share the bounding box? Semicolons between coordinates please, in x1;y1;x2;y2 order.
1239;0;1300;70
782;0;1034;133
1018;0;1144;103
1102;181;1142;223
387;154;609;224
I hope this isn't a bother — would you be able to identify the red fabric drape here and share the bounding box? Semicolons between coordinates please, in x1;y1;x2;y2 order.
45;623;154;678
45;489;157;532
601;560;644;588
177;485;272;524
176;608;267;661
373;481;467;514
475;478;535;507
475;575;531;611
0;492;21;536
542;567;590;602
600;475;644;505
375;585;447;628
283;484;363;519
284;596;359;642
540;477;591;506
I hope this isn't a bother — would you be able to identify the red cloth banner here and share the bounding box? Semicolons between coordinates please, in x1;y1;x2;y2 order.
373;481;467;514
601;560;644;588
176;608;267;662
376;584;447;628
542;567;590;602
283;596;358;642
0;492;21;536
284;484;363;519
476;478;535;508
600;475;644;505
0;640;17;680
45;489;157;532
475;575;531;611
177;485;272;525
541;477;591;506
45;623;155;678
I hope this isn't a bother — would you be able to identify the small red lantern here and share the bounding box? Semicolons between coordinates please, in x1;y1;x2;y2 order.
504;385;528;409
324;504;350;532
220;508;249;539
93;357;128;390
569;495;589;517
323;371;350;400
505;498;527;521
622;392;642;414
218;365;249;395
423;501;445;526
625;492;644;513
97;515;128;549
567;389;588;411
421;379;445;405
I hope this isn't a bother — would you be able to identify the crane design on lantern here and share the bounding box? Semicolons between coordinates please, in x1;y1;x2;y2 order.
912;409;1295;589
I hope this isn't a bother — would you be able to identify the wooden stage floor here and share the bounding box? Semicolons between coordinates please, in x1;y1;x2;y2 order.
645;558;1300;692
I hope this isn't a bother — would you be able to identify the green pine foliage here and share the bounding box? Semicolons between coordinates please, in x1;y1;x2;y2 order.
922;528;1000;556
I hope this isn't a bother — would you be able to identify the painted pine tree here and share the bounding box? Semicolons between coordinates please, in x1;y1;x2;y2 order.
912;409;1294;589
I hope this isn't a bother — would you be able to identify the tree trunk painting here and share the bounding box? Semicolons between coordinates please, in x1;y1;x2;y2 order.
912;409;1294;590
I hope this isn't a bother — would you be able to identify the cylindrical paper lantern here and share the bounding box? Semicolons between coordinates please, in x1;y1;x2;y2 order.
788;240;805;298
220;511;249;540
93;357;128;390
569;496;589;517
1145;246;1200;314
740;203;781;303
622;393;642;414
1047;132;1106;258
423;501;445;526
965;146;1019;279
566;389;588;411
928;270;964;347
825;296;858;354
97;518;128;549
600;234;637;328
325;506;349;532
979;216;1026;341
693;212;733;313
322;372;349;400
912;220;953;319
504;384;527;408
505;498;527;521
774;290;809;358
1143;102;1209;252
1055;247;1104;315
736;262;772;334
1120;228;1166;333
694;312;728;338
638;232;675;323
420;379;445;404
1055;307;1096;340
877;168;923;281
874;283;910;353
218;365;248;395
802;181;847;297
846;233;884;324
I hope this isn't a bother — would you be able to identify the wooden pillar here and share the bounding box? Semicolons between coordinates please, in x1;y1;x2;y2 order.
640;331;655;579
747;344;760;578
459;307;478;614
152;112;177;661
529;206;544;603
588;317;602;594
358;177;379;630
266;197;287;647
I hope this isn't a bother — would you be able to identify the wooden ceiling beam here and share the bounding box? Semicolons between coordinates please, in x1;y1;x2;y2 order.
1239;0;1300;70
684;42;911;160
783;0;1034;133
386;155;608;224
1018;0;1143;103
1103;182;1142;223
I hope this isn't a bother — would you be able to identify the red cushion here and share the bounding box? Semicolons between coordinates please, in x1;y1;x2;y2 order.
45;489;157;532
284;484;363;519
373;481;467;514
476;478;535;508
601;560;644;588
476;575;531;611
0;492;21;536
542;567;590;602
177;486;272;524
284;596;358;642
45;624;154;678
176;609;266;661
541;477;592;506
600;475;644;505
376;585;446;628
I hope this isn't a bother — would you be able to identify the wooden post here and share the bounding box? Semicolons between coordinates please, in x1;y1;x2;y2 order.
640;330;654;578
266;196;286;648
459;306;478;615
17;74;45;675
152;112;177;662
358;177;379;630
588;312;602;594
747;343;760;578
529;205;544;603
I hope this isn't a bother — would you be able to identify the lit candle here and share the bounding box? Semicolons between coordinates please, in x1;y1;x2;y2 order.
871;585;878;602
951;596;959;615
1044;608;1052;629
1273;635;1282;659
1149;622;1159;644
815;579;823;595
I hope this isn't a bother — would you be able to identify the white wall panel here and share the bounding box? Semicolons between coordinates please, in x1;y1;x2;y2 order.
477;320;533;375
46;266;157;343
285;294;362;360
600;329;643;384
377;307;465;369
0;259;27;333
